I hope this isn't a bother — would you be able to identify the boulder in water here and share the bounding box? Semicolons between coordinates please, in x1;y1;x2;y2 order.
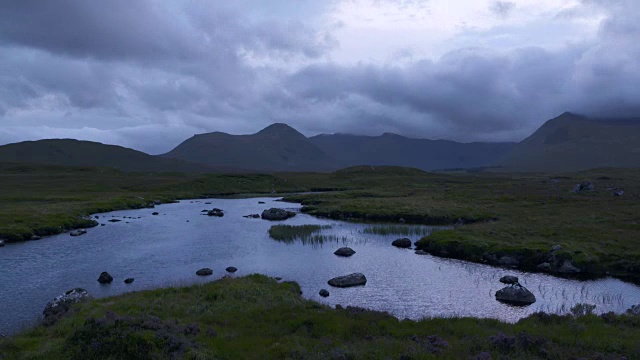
261;208;296;221
0;240;5;247
207;208;224;217
334;247;356;257
495;285;536;305
328;273;367;288
226;266;238;273
196;268;213;276
124;278;135;284
499;275;519;285
391;238;412;248
319;289;330;297
97;272;113;284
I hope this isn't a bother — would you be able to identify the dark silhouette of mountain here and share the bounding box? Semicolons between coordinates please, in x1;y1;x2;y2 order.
162;123;336;172
498;112;640;172
0;139;229;173
309;132;515;171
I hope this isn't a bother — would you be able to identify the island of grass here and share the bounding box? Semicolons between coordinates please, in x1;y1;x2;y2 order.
1;275;638;359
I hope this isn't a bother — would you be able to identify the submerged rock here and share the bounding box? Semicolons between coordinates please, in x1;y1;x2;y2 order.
207;208;224;217
392;238;412;248
108;219;121;223
334;247;356;257
243;214;260;219
319;289;330;297
261;208;296;221
42;288;91;326
97;272;113;284
499;275;519;285
495;285;536;305
328;273;367;288
196;268;213;276
124;278;135;284
225;266;238;273
69;229;87;237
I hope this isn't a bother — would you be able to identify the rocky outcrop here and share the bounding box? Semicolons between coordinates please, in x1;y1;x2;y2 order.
319;289;330;297
69;229;87;237
196;268;213;276
392;238;412;248
97;272;113;284
558;260;581;274
42;288;91;326
495;285;536;305
207;208;224;217
261;208;296;221
334;247;356;257
328;273;367;288
573;181;594;192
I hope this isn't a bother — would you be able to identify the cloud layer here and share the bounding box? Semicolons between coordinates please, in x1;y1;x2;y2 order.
0;0;638;153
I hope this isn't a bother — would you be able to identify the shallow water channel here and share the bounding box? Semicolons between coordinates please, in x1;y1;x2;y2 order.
1;197;639;335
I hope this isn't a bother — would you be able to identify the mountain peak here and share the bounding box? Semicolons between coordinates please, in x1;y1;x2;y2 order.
256;123;305;138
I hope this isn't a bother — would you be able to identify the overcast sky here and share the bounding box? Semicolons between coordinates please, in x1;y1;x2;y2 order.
1;0;638;154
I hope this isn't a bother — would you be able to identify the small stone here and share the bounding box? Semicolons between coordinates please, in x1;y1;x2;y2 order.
225;266;238;273
196;268;213;276
70;229;87;237
551;244;562;252
399;218;406;223
319;289;330;297
97;272;113;284
124;278;134;284
108;219;121;223
207;208;224;217
274;277;282;281
152;212;159;215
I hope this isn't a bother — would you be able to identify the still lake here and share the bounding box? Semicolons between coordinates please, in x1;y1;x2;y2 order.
1;197;639;335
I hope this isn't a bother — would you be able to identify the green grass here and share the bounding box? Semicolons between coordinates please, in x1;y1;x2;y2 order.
268;224;331;241
361;224;441;237
1;275;638;359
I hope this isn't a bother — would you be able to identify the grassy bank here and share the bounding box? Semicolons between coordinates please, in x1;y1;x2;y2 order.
1;275;638;359
282;168;640;282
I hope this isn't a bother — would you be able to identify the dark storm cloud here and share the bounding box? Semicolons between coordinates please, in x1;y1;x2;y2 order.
489;1;516;18
0;0;639;153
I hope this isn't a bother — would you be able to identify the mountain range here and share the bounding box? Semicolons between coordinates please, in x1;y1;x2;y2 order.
1;112;639;173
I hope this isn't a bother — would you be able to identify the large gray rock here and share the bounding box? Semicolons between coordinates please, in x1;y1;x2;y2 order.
42;288;91;326
328;273;367;288
499;275;519;285
261;208;296;221
558;260;581;274
334;247;356;257
495;285;536;305
97;272;113;284
391;238;412;248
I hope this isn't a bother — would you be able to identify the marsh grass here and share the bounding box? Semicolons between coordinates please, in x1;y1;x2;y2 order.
361;224;438;237
268;224;331;241
1;275;638;359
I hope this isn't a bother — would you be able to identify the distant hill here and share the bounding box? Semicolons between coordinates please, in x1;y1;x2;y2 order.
0;139;226;173
498;112;640;172
309;133;515;171
162;123;336;172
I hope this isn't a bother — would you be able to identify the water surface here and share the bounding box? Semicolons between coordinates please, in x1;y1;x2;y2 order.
1;197;639;335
